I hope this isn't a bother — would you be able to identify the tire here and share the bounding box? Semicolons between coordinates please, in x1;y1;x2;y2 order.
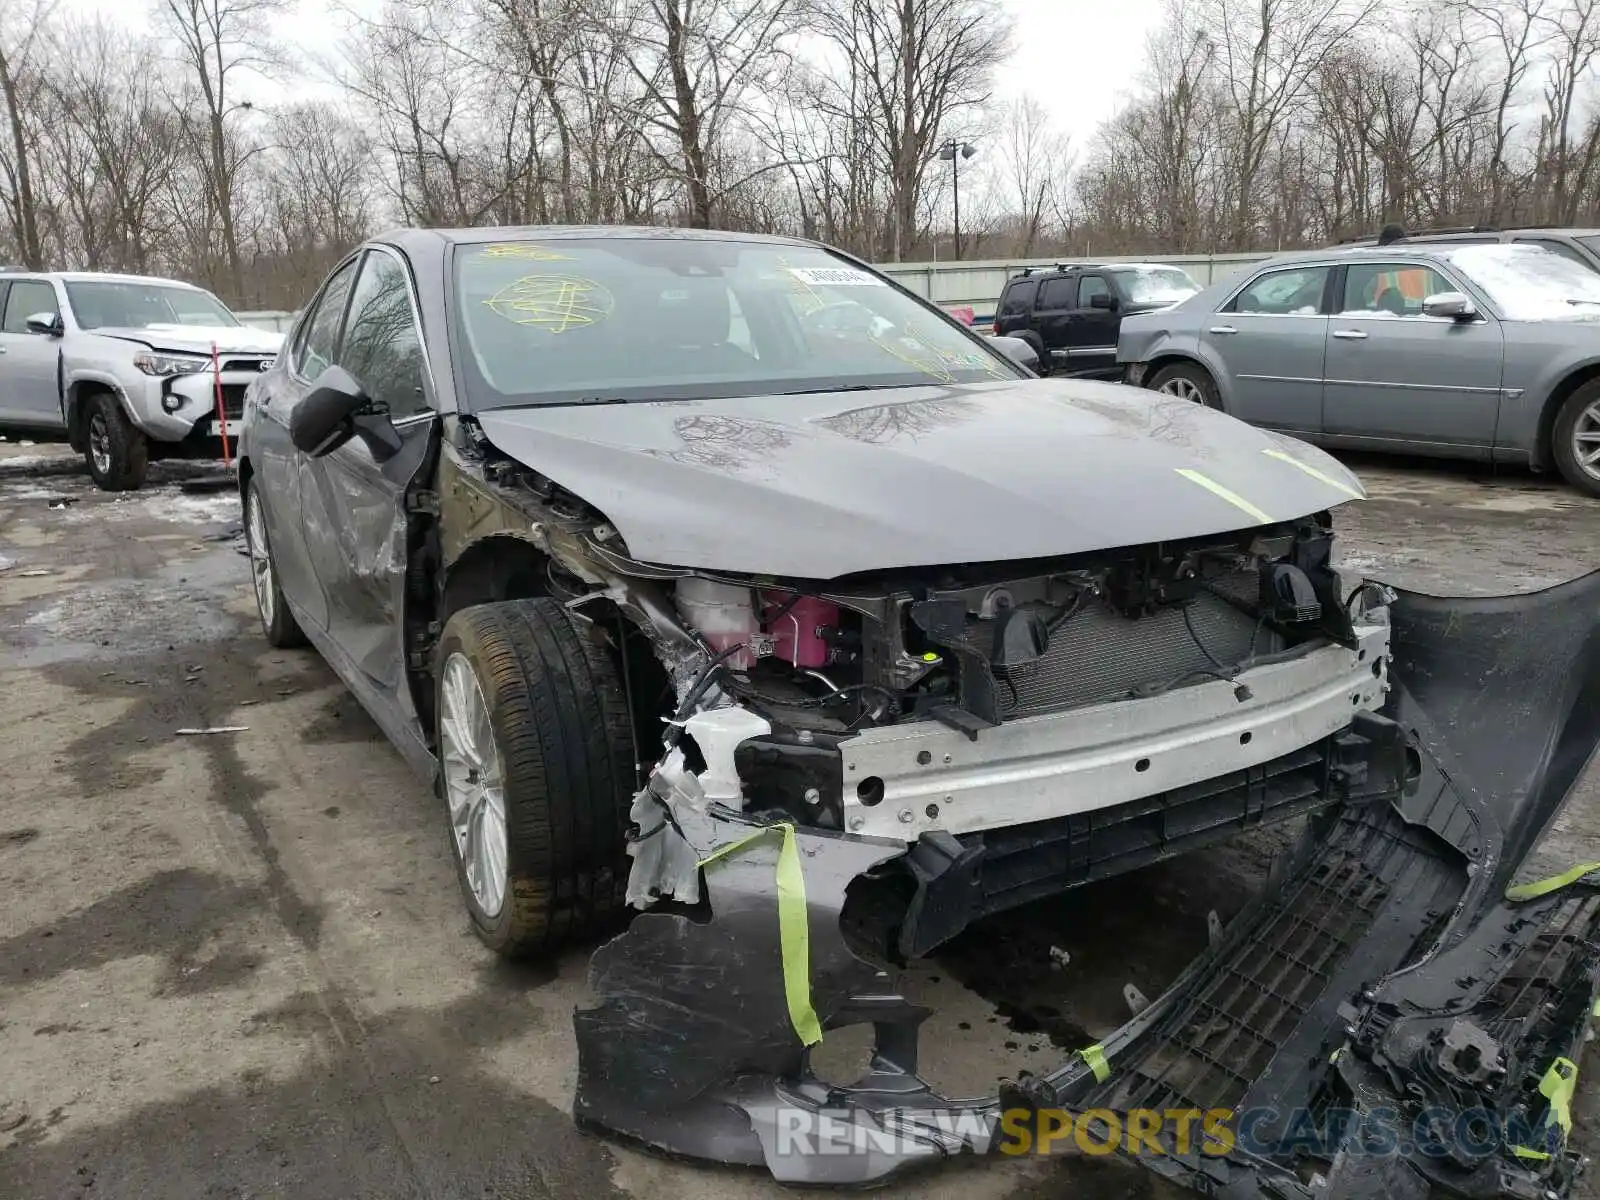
243;479;307;648
1147;362;1222;410
435;598;635;958
1551;380;1600;498
83;392;148;490
1017;331;1050;375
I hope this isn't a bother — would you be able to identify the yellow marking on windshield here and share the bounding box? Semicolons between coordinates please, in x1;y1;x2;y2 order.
869;330;955;383
484;275;614;334
479;243;575;262
1175;469;1274;524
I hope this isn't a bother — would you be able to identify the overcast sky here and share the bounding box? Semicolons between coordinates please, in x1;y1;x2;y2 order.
996;0;1164;147
66;0;1166;156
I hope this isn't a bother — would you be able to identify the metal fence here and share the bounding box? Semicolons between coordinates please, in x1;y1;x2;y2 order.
235;250;1276;334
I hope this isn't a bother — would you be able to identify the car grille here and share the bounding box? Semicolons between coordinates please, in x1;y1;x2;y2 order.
221;357;271;373
960;585;1280;719
216;385;246;419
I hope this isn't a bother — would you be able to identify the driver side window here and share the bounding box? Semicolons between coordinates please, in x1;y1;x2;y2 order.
339;251;428;419
293;259;358;383
3;280;58;333
1077;275;1111;307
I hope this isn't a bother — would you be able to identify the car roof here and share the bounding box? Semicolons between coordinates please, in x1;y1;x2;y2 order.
374;224;821;256
0;269;208;288
1246;244;1507;268
1006;261;1198;281
1345;226;1600;246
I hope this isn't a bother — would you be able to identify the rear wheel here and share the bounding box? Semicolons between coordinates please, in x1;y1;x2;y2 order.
1552;381;1600;498
83;392;148;490
1148;362;1222;410
1016;330;1049;375
435;598;636;958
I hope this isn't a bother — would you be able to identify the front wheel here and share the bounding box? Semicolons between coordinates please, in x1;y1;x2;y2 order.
244;480;307;648
434;598;636;958
83;392;148;490
1147;362;1222;410
1551;381;1600;498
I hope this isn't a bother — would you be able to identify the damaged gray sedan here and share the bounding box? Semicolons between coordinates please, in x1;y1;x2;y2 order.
238;226;1600;1199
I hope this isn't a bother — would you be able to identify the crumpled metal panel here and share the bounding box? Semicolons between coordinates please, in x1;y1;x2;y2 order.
571;570;1600;1198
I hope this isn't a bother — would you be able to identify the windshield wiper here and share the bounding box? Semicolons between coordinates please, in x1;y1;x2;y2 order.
1564;298;1600;306
544;395;632;407
777;384;911;396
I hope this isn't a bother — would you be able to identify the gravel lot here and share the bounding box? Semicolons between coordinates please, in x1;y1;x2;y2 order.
1;441;1596;1200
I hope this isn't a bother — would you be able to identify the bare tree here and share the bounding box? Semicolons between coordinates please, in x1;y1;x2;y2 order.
0;0;56;267
1197;0;1377;247
811;0;1011;260
995;96;1061;255
604;0;801;227
157;0;282;301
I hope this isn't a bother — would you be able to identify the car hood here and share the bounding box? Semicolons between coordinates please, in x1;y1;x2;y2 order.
93;325;284;355
474;379;1366;578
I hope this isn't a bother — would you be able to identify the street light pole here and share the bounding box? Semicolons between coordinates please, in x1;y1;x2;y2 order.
937;138;978;260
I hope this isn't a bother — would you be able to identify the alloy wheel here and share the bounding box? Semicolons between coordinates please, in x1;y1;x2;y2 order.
1158;377;1204;404
246;491;275;631
1574;397;1600;483
88;412;111;476
440;652;509;918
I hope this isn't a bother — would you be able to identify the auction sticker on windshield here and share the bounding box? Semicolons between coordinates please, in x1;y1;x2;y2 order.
786;266;885;287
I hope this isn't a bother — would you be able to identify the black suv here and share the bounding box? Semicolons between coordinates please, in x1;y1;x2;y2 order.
1340;224;1600;274
992;262;1201;378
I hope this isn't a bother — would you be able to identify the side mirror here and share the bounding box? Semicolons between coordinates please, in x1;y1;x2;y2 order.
1422;291;1477;320
990;334;1040;373
25;312;62;336
289;366;398;459
1089;293;1117;310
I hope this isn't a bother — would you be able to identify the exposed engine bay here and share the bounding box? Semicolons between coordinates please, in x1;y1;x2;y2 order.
430;425;1599;1199
438;430;1399;948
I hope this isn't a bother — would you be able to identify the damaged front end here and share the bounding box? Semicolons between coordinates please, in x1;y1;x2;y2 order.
436;424;1594;1197
571;568;1600;1198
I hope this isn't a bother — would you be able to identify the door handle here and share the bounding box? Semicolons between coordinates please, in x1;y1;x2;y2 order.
1332;329;1368;340
1208;325;1237;335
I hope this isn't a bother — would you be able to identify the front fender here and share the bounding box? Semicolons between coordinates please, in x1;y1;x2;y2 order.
64;371;138;444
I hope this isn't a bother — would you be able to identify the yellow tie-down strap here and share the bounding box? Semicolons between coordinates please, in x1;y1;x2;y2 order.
1505;862;1600;902
1077;1043;1111;1082
698;823;823;1047
1510;1056;1579;1162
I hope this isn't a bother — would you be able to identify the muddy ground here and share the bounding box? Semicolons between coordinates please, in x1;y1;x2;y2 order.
1;442;1596;1200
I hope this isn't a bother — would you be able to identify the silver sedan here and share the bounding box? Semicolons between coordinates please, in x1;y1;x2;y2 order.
1117;242;1600;496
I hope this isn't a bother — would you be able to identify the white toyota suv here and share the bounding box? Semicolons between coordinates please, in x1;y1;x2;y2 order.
0;269;283;489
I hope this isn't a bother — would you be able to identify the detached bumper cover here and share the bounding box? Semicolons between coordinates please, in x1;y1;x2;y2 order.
573;570;1600;1198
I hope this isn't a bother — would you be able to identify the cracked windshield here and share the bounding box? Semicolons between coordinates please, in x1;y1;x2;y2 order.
454;238;1015;407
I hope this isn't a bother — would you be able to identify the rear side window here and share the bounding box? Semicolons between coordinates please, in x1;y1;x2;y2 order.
1037;277;1076;309
3;280;57;332
1227;267;1330;315
999;280;1037;317
293;259;358;382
